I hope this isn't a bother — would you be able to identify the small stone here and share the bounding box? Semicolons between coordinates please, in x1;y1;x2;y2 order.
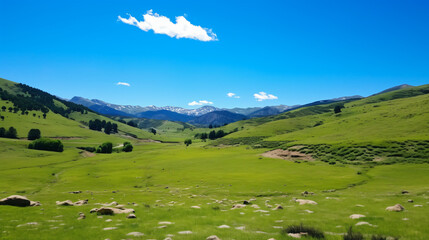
127;214;137;218
190;206;201;209
127;232;144;237
218;225;230;229
207;235;221;240
349;214;365;219
103;227;117;230
178;230;193;234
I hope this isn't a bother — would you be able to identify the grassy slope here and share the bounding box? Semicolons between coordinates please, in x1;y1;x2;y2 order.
221;85;429;144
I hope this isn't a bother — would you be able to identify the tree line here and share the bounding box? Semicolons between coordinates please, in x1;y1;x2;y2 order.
88;119;118;134
194;128;238;141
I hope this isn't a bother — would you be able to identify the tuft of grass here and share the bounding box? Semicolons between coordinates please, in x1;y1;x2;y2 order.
343;226;364;240
282;223;325;239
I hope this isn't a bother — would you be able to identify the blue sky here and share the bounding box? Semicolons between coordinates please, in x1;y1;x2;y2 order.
1;0;428;108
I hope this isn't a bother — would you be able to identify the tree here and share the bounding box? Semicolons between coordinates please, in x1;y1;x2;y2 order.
0;127;5;137
208;130;216;140
334;104;344;114
215;130;226;139
43;113;47;119
150;128;157;135
184;139;192;147
5;127;18;139
0;116;4;121
208;124;213;129
112;123;118;133
96;142;113;154
1;106;5;112
8;107;12;112
122;142;133;152
104;122;112;134
200;132;208;142
28;129;41;140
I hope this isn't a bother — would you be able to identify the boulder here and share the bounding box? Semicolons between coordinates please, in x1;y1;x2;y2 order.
0;195;32;207
90;207;135;215
386;204;404;212
127;232;144;237
349;214;365;219
126;213;137;218
77;212;86;220
232;204;246;209
74;199;88;206
56;200;74;206
273;205;283;210
295;199;317;205
207;235;221;240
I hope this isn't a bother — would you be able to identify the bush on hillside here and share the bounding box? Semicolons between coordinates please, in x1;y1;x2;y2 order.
122;142;133;152
0;127;5;137
28;138;64;152
27;129;41;140
76;146;96;152
96;142;113;154
343;226;363;240
5;127;18;139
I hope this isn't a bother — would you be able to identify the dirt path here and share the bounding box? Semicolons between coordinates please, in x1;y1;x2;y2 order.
261;149;314;161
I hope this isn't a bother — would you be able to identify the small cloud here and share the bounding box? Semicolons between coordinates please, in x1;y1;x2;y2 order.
117;82;131;87
254;92;278;101
188;100;213;106
227;92;240;98
118;10;217;42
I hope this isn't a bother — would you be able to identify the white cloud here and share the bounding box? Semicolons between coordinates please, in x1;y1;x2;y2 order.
227;92;240;98
117;82;131;87
188;100;214;106
118;10;217;42
254;92;278;101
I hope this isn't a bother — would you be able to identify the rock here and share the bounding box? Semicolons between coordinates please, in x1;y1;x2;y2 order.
190;206;201;209
414;204;423;207
349;214;366;219
386;204;404;212
273;205;283;210
288;233;301;238
0;195;32;207
304;209;314;213
127;214;137;218
158;221;174;225
235;226;245;230
254;210;269;213
69;191;82;194
178;230;193;234
401;190;409;194
56;200;74;206
103;227;117;230
207;235;221;240
103;201;118;206
355;221;376;227
30;201;41;206
232;204;246;209
77;212;85;220
127;232;144;237
218;225;230;229
408;199;414;203
295;199;317;205
90;207;135;215
243;200;251;205
251;204;260;208
74;199;88;206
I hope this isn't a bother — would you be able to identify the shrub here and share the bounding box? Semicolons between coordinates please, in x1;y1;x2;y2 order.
77;146;96;152
184;139;192;146
343;226;363;240
123;142;133;152
27;129;41;140
96;142;113;154
282;223;325;239
28;138;63;152
0;127;5;137
5;127;18;139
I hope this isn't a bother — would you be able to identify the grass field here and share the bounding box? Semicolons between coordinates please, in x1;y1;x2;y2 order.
0;138;428;239
1;80;428;239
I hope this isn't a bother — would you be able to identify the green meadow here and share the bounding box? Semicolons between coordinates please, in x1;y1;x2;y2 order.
0;80;429;239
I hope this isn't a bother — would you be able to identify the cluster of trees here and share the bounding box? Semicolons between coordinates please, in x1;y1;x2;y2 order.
0;84;90;119
95;141;134;153
0;127;18;139
28;138;64;152
194;128;238;141
88;119;118;134
0;105;47;119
